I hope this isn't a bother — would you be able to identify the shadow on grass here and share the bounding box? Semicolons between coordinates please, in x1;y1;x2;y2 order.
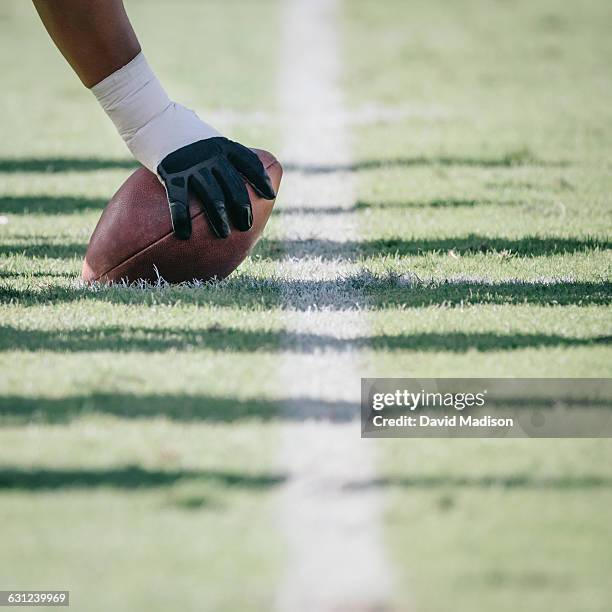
0;326;607;353
0;152;562;175
0;465;285;490
0;242;86;259
0;394;357;424
1;235;606;261
273;199;520;215
284;152;568;173
255;235;610;259
355;199;521;210
0;158;137;174
0;270;74;279
0;195;106;215
2;393;608;426
344;474;612;491
273;204;356;216
2;278;609;308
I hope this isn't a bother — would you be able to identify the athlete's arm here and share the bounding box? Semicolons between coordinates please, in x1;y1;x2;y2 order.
32;0;140;88
32;0;275;239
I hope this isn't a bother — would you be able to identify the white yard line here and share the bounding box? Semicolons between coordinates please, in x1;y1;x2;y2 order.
275;1;393;610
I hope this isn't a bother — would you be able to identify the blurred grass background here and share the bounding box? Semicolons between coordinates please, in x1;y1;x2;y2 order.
1;1;285;610
0;0;611;610
344;1;611;610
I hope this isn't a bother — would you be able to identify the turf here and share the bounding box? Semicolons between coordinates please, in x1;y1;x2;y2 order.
344;1;612;610
0;0;611;610
0;1;284;610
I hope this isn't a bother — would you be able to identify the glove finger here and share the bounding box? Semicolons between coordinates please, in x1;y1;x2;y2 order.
163;176;192;240
189;168;231;238
225;142;276;200
212;159;253;232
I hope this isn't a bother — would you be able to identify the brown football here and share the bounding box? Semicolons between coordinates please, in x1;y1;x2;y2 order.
82;149;282;284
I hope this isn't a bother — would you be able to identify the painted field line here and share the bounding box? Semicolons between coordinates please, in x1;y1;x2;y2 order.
274;1;394;611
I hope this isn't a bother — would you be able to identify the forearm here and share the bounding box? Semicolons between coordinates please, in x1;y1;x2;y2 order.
32;0;220;174
32;0;141;88
32;0;273;240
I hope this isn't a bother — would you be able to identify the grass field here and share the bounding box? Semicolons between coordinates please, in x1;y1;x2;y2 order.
346;2;612;610
1;0;611;610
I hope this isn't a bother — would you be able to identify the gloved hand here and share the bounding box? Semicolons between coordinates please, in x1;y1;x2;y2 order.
91;52;275;240
157;137;276;240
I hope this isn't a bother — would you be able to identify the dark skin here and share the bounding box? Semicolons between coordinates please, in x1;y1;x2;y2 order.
32;0;141;88
32;0;276;240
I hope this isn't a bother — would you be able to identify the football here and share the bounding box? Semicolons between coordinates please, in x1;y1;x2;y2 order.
82;149;282;284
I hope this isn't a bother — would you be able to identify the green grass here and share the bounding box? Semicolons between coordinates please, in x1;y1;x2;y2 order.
0;420;283;611
0;1;284;610
344;1;612;610
378;439;612;612
1;0;611;610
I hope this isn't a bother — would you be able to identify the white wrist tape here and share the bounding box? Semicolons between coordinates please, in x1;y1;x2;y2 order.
91;52;220;173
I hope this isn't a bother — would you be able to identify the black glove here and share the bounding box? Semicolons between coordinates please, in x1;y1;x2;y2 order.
157;137;276;240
